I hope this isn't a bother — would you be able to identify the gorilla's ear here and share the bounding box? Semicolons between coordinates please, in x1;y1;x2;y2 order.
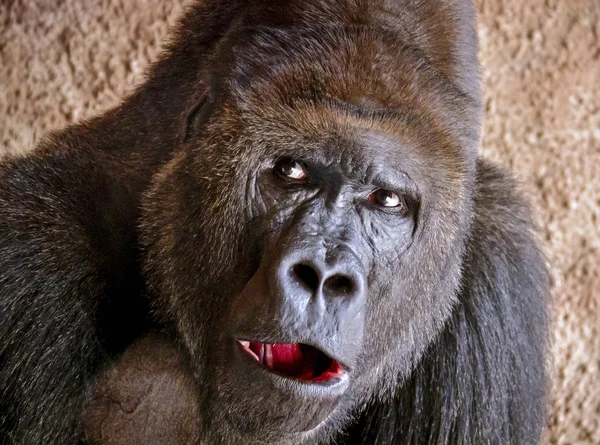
182;90;212;143
340;160;549;444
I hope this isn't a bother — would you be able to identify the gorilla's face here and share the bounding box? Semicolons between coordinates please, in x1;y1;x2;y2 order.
143;28;479;444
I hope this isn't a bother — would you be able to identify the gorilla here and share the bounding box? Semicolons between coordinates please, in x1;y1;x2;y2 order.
0;0;549;444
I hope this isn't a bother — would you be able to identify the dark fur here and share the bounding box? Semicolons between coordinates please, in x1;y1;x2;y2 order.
0;1;548;444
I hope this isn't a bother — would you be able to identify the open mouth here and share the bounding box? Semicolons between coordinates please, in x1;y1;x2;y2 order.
237;340;345;383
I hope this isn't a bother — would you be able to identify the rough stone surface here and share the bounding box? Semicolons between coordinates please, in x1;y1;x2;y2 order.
1;0;598;443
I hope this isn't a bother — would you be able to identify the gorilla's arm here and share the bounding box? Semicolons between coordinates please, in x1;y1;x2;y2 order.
0;108;173;443
0;151;127;443
341;160;549;445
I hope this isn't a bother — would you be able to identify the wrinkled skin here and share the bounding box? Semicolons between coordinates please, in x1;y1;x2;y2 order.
0;1;549;444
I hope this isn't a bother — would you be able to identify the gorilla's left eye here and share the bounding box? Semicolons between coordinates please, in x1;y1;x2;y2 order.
274;159;308;182
369;189;406;210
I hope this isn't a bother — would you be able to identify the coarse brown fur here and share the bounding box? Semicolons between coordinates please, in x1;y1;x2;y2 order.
0;1;549;444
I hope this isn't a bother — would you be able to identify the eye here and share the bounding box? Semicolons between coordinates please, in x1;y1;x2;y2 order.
368;189;406;210
274;159;308;182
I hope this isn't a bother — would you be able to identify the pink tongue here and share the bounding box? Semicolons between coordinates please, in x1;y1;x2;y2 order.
271;343;304;374
248;342;305;375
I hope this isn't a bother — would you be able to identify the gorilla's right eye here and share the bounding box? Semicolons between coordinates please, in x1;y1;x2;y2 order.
274;159;308;182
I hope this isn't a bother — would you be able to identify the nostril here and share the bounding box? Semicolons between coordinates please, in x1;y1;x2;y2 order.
323;274;355;296
292;264;320;292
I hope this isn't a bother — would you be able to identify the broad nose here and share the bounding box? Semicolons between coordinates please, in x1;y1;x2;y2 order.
277;242;366;302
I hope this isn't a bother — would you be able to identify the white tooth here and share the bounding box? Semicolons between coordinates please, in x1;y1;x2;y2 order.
258;343;264;363
239;341;250;347
265;344;273;368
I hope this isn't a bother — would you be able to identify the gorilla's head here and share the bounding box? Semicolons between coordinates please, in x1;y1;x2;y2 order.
142;2;481;443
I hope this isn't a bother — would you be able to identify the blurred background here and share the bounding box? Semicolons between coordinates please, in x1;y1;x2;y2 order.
1;0;598;443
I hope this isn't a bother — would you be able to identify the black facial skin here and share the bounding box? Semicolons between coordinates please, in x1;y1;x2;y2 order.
0;1;549;445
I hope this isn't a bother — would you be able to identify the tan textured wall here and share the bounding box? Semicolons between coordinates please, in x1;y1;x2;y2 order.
1;0;599;443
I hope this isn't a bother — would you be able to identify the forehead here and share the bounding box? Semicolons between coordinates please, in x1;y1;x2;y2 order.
227;27;475;150
229;25;440;107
